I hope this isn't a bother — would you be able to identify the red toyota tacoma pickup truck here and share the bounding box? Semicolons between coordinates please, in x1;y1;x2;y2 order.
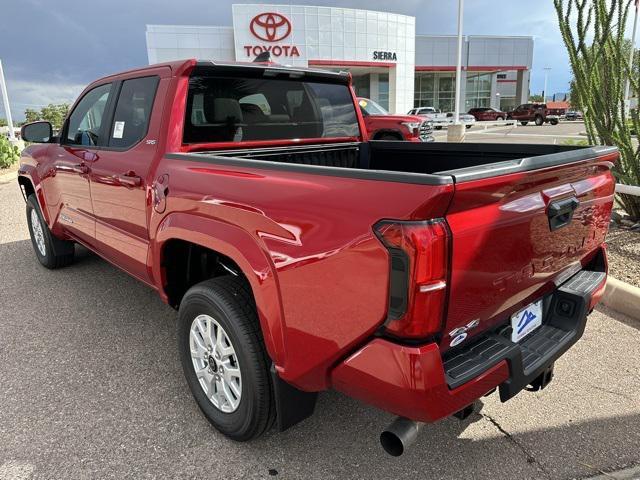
357;97;434;142
18;59;616;455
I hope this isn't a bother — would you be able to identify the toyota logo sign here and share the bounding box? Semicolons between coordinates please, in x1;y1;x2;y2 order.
250;13;292;42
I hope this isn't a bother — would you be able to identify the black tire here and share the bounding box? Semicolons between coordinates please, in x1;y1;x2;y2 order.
535;115;544;126
178;276;275;441
520;121;528;126
26;194;74;269
434;126;443;130
377;133;402;141
465;125;472;129
550;119;559;126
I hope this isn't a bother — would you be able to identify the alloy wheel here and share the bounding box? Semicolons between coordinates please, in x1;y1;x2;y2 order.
30;209;46;256
189;314;242;413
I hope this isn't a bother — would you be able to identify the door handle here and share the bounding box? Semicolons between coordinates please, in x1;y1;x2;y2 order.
114;172;142;188
547;196;579;231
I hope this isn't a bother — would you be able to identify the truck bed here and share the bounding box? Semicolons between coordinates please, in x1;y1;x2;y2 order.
171;141;616;184
167;140;617;358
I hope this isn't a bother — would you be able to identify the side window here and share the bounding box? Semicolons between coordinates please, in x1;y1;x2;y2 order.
109;76;159;148
65;83;112;146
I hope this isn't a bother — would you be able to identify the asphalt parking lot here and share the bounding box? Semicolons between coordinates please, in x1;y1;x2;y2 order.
1;168;639;479
433;120;588;145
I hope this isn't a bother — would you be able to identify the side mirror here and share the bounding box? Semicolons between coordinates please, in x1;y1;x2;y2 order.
21;121;53;143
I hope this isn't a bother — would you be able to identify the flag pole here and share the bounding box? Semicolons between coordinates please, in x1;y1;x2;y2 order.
453;0;464;124
0;59;16;141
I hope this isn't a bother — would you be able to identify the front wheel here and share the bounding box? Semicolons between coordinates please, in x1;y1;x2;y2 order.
520;121;529;126
26;194;74;269
535;115;544;126
496;116;504;121
550;119;559;125
178;276;275;441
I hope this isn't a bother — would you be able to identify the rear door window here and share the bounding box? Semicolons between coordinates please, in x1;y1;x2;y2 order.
108;76;159;148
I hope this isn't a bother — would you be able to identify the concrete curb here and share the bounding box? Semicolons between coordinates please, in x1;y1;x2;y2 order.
585;464;640;479
601;276;640;321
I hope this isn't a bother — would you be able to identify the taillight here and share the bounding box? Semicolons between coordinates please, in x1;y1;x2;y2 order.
374;219;450;339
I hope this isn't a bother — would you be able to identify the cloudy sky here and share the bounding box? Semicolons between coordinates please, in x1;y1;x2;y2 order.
0;0;590;120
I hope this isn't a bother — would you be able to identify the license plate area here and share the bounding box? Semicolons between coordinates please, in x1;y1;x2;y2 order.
511;299;543;343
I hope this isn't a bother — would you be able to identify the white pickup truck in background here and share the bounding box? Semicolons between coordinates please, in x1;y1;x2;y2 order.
408;107;476;129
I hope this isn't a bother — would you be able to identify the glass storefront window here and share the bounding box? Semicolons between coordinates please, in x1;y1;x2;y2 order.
414;73;455;112
465;73;492;110
437;74;455;112
414;73;435;110
378;73;389;111
415;72;496;113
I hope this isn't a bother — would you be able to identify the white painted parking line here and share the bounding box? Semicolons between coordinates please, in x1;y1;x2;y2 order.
470;125;517;134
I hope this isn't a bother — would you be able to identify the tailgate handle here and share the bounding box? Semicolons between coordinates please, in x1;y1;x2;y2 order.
547;196;579;231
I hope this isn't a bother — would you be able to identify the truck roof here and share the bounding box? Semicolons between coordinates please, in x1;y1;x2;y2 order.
96;58;351;83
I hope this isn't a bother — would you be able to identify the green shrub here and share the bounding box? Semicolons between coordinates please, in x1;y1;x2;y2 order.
0;135;20;168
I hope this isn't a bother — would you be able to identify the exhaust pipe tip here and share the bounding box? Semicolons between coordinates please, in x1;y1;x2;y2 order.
380;417;422;456
380;430;405;457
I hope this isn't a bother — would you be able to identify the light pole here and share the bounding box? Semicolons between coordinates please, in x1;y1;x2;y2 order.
542;67;551;102
453;0;464;124
625;0;639;114
0;59;16;142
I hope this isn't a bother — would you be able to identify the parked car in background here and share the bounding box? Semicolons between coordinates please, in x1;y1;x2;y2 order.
410;108;475;130
358;98;434;142
565;110;584;121
434;112;476;130
468;107;507;121
408;107;440;116
508;103;560;126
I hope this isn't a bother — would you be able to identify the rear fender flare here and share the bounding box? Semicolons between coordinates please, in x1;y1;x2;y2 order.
153;212;286;368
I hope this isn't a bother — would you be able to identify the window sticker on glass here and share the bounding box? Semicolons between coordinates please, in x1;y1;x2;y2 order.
113;121;125;139
359;100;368;108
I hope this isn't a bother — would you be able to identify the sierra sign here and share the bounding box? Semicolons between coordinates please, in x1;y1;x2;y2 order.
244;12;300;58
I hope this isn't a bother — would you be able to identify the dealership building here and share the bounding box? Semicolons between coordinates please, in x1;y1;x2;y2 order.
146;4;534;114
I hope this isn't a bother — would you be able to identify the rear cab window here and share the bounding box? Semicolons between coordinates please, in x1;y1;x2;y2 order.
183;72;360;145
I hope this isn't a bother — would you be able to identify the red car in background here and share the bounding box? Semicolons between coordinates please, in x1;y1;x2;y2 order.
357;97;434;142
468;107;507;121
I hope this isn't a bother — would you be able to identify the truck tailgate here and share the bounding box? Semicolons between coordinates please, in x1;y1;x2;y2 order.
440;147;617;351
